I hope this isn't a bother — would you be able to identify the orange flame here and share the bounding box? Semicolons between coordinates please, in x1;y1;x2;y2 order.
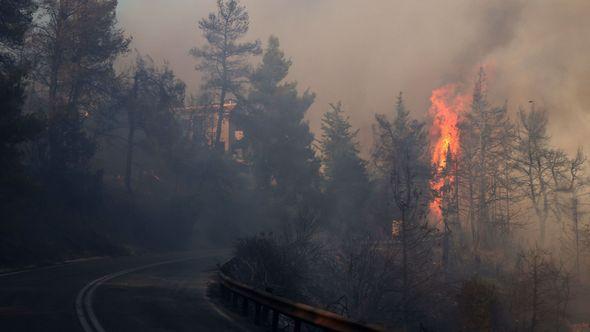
428;84;470;220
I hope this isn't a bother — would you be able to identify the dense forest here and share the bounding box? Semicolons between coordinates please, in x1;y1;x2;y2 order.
1;0;589;330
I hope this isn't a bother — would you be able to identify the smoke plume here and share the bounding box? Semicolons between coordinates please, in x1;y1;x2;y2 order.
117;0;590;154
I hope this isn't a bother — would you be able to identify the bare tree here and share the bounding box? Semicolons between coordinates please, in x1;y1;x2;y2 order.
555;149;588;275
319;234;397;322
513;105;568;245
508;248;571;331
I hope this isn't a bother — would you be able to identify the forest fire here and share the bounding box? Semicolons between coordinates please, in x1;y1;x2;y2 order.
428;84;470;220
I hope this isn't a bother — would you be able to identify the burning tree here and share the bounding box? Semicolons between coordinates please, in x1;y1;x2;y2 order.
428;83;467;273
429;83;467;221
428;68;521;259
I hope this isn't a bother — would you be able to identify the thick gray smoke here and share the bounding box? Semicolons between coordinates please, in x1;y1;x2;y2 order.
117;0;589;154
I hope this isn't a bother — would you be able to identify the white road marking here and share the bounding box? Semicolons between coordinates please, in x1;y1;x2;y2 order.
75;256;200;332
0;257;105;278
0;265;64;278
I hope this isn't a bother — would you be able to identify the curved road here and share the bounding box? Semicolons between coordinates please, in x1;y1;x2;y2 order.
0;249;246;332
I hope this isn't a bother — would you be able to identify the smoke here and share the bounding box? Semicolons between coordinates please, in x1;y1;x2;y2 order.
439;1;525;83
488;1;590;153
117;0;589;154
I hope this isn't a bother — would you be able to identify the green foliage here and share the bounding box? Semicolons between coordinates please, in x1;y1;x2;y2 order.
191;0;261;147
30;0;130;175
132;55;186;156
191;0;261;91
371;93;440;327
250;36;290;93
372;92;431;228
0;0;135;266
320;102;365;182
320;102;369;232
245;36;318;200
0;62;37;174
0;0;36;48
0;0;41;203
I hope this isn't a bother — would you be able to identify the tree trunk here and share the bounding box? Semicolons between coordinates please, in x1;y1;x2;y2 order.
478;132;488;246
401;207;409;328
573;195;580;275
214;88;227;151
540;194;548;245
125;121;135;193
442;219;450;275
530;261;539;332
469;180;477;249
125;75;139;193
47;23;63;171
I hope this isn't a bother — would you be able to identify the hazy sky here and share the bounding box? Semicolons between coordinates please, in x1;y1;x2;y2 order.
117;0;590;154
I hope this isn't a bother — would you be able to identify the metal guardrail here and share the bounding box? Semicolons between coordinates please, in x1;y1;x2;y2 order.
218;271;386;332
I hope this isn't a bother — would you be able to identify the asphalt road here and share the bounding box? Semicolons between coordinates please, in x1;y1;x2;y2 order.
0;249;247;332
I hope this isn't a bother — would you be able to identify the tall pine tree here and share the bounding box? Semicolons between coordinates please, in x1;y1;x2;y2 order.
0;0;39;199
372;93;439;327
191;0;261;149
30;0;129;177
245;36;319;230
459;68;515;248
320;102;369;234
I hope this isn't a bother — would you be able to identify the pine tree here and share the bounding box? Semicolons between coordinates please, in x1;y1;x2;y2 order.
320;102;369;233
372;93;439;326
30;0;130;176
190;0;261;149
245;36;319;228
459;68;515;248
440;147;459;274
0;0;36;48
123;56;186;193
0;0;40;200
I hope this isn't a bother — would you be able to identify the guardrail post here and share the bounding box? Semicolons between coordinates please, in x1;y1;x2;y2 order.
262;306;269;324
220;284;228;301
218;271;384;332
271;310;280;332
232;291;238;308
241;297;248;316
254;303;261;325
